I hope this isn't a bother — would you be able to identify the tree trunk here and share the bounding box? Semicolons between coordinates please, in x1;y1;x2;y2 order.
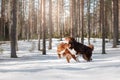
42;0;46;55
48;0;52;49
113;0;119;47
10;0;18;58
70;0;76;38
60;0;64;41
57;0;60;38
81;0;84;44
87;0;91;45
22;0;26;40
7;0;11;41
38;0;42;51
100;0;106;54
0;0;5;40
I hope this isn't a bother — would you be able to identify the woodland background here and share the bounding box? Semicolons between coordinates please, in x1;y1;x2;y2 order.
0;0;119;57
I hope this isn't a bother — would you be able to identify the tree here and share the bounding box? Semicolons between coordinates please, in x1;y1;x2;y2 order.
48;0;53;49
70;0;76;38
38;0;42;51
0;0;5;40
87;0;91;45
57;0;60;38
42;0;46;55
100;0;106;54
7;0;11;41
113;0;119;47
59;0;64;40
28;0;35;40
80;0;84;44
10;0;18;58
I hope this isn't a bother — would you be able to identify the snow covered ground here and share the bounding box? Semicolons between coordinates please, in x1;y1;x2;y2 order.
0;38;120;80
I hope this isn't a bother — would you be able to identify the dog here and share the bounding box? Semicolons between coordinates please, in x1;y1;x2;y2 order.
57;42;78;63
67;37;94;62
57;42;70;58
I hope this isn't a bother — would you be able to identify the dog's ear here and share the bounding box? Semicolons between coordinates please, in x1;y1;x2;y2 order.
70;37;77;43
71;37;75;41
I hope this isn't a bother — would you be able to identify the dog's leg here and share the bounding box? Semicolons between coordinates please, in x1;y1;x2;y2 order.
58;53;61;58
76;56;80;62
83;53;92;62
82;54;89;61
66;55;71;63
75;54;81;62
57;49;65;58
71;54;80;62
88;53;92;61
66;56;70;63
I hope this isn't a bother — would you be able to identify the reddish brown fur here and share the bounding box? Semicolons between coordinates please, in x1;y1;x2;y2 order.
57;42;77;63
63;48;78;63
57;43;70;58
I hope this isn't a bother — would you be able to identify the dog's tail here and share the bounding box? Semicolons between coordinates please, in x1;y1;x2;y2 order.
88;44;94;51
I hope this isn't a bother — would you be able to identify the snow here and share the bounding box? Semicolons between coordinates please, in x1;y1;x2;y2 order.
0;38;120;80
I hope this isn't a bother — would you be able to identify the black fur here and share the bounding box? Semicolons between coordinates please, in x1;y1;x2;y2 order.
69;40;93;61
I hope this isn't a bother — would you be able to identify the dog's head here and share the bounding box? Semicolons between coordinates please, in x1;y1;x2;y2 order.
65;37;76;43
69;40;76;49
57;43;71;51
65;37;76;49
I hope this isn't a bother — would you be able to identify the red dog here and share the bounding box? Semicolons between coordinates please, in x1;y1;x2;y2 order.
57;42;78;63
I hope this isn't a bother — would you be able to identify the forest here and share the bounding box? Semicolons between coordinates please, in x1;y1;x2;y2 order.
0;0;120;80
0;0;119;57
